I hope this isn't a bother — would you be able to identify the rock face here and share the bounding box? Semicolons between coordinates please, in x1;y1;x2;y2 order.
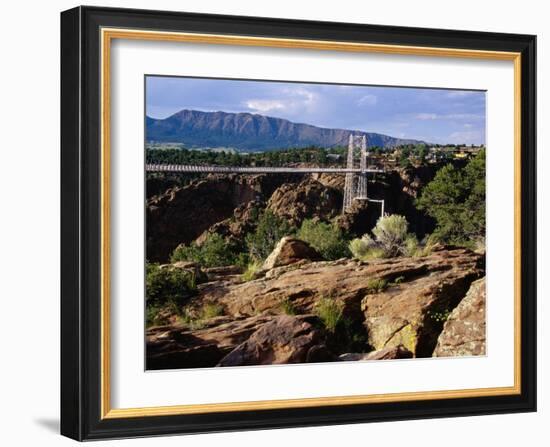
361;247;483;357
147;315;275;369
146;174;297;262
201;247;483;332
267;179;341;225
339;345;413;361
337;200;379;236
196;200;263;248
262;236;322;270
433;277;486;357
217;315;324;366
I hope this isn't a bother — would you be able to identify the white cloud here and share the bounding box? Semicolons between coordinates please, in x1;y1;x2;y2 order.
357;94;377;106
245;99;286;113
245;87;319;116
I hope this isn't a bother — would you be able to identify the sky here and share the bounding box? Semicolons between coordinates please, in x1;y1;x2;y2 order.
146;76;486;145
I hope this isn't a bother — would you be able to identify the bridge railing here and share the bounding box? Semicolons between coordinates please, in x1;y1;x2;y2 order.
145;164;384;174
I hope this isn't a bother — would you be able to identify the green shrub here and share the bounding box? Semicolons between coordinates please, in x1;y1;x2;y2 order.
245;210;295;261
349;236;370;259
145;262;197;309
349;234;386;260
372;214;409;257
145;263;198;325
365;278;388;293
350;215;427;259
314;297;344;332
146;304;169;327
171;233;240;267
297;219;350;260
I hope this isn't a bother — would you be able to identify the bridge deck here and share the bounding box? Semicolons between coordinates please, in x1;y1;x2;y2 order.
145;164;384;174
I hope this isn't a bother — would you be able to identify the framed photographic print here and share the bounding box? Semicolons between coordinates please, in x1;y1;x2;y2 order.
60;6;537;441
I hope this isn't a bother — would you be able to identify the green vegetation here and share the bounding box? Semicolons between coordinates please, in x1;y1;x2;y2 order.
146;304;168;327
371;214;410;256
297;219;350;261
145;263;198;326
171;233;240;267
280;298;298;316
365;278;388;294
427;308;452;323
314;297;344;333
349;236;385;260
146;146;339;168
178;302;225;330
313;297;370;352
201;303;225;319
416;149;485;246
241;261;262;282
245;210;295;261
349;214;423;260
391;275;405;285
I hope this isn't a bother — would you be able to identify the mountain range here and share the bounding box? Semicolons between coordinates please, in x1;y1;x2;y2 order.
146;109;424;152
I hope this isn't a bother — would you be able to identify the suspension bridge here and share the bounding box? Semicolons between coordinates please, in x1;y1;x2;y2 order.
146;134;384;214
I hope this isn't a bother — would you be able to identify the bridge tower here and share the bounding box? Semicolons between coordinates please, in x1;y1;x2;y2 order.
342;134;369;213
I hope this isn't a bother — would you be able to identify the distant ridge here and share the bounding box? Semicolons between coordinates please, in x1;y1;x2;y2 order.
146;109;425;151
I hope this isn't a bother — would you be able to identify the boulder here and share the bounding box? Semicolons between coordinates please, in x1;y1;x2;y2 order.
433;277;486;357
338;345;413;361
262;236;322;270
217;315;324;366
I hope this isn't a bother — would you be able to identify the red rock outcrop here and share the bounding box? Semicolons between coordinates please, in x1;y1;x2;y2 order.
267;178;341;225
433;277;486;357
217;315;324;366
361;248;483;357
146;315;274;369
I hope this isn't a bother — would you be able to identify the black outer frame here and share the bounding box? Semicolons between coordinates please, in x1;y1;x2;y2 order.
60;5;537;441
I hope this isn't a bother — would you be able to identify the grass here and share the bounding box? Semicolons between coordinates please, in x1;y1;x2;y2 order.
280;298;297;315
365;278;388;294
241;261;262;282
314;297;344;332
177;302;225;330
201;303;224;319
